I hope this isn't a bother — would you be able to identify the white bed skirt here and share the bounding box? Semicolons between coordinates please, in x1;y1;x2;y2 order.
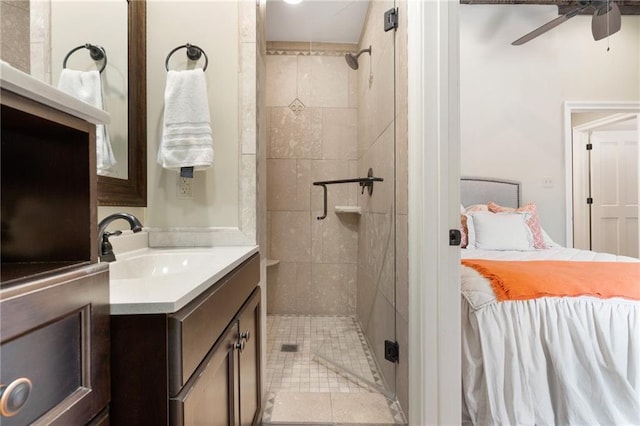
461;249;640;425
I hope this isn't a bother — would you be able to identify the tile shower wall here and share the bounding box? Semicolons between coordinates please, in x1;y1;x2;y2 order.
266;43;360;316
0;0;30;73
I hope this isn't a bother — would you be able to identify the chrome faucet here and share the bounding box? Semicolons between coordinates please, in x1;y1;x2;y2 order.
98;213;143;262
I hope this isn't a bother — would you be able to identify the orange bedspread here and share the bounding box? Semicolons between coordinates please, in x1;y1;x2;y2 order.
461;259;640;301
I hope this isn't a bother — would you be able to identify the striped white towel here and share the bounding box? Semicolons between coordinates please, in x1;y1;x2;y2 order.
158;69;213;171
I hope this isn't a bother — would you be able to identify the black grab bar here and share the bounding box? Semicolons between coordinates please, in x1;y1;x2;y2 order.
312;168;383;220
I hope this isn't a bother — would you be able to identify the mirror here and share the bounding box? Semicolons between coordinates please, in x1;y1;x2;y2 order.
97;0;146;206
0;0;147;206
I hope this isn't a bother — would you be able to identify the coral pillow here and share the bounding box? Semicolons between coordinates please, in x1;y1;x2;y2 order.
487;201;546;249
460;214;469;248
460;204;488;249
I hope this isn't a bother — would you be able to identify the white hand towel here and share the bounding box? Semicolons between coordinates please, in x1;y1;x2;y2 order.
57;69;116;175
158;69;213;171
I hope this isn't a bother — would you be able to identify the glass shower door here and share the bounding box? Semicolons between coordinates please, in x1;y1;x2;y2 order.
311;0;400;402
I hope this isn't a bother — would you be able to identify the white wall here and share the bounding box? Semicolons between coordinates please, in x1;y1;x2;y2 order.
460;6;640;243
146;1;239;228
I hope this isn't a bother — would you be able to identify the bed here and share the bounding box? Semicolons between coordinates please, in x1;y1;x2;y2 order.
460;177;640;426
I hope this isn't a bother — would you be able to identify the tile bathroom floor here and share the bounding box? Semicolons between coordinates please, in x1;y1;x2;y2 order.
261;315;406;425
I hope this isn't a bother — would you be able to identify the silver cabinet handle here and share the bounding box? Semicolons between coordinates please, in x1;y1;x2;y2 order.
240;330;250;342
235;340;245;353
0;378;32;417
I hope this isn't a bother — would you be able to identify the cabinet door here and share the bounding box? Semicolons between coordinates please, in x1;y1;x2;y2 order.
237;288;261;426
0;267;109;426
171;323;238;426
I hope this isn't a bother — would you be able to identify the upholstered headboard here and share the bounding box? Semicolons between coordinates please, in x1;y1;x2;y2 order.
461;176;521;208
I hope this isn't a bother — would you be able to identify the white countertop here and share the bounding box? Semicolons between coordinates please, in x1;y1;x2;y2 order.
108;245;259;315
0;60;109;124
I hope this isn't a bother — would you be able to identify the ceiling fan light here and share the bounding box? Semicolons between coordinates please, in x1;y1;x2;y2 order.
592;2;622;40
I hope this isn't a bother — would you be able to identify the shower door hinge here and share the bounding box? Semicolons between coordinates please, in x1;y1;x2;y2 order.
384;8;398;32
384;340;399;363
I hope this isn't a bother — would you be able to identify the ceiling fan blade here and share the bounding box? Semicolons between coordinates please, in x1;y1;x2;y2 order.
592;2;621;40
512;4;589;46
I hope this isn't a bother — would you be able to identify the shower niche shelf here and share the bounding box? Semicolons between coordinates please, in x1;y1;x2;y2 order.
335;206;362;215
266;259;280;268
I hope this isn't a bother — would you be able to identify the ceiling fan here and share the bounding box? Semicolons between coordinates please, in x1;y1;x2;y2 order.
512;0;621;45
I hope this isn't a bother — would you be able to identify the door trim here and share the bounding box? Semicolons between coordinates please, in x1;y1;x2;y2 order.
407;1;461;424
563;101;640;248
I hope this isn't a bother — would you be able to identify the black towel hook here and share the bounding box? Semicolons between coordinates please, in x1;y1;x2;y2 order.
63;43;107;73
165;43;208;72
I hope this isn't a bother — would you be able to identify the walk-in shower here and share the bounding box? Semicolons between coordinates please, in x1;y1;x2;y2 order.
344;45;371;70
263;0;406;423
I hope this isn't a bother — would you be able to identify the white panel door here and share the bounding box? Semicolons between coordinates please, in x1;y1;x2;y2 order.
590;130;639;258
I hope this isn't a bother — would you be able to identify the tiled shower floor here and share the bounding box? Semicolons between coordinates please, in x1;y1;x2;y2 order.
262;315;406;425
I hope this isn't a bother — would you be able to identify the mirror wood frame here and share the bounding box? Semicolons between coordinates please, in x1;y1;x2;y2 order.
98;0;146;206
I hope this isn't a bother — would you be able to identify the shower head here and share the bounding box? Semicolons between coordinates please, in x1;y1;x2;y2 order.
344;46;371;70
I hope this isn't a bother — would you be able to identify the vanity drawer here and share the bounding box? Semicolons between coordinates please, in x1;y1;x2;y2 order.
0;265;109;426
168;253;259;395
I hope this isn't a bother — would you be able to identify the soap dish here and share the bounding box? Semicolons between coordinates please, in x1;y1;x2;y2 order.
334;206;361;215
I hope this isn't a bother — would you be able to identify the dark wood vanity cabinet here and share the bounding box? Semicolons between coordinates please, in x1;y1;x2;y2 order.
0;266;110;425
111;253;262;426
171;289;261;426
1;78;109;425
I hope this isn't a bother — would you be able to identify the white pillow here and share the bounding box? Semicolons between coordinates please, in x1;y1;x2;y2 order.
541;227;561;248
462;204;488;249
471;212;534;251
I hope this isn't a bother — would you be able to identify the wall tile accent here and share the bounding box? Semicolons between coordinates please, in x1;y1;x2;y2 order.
267;41;357;57
289;98;305;115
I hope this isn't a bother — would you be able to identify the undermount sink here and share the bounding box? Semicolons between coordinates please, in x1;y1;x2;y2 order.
107;245;259;315
109;248;224;280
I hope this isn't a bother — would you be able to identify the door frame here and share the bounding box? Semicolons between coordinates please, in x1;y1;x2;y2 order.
563;101;640;248
407;1;461;424
571;113;638;251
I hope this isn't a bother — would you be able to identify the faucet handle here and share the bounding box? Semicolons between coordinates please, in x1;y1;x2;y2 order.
100;231;122;263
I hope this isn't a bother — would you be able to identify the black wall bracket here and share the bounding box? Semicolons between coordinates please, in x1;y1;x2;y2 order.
384;8;398;32
384;340;399;363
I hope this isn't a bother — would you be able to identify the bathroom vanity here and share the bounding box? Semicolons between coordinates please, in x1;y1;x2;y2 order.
109;249;262;425
1;63;110;424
